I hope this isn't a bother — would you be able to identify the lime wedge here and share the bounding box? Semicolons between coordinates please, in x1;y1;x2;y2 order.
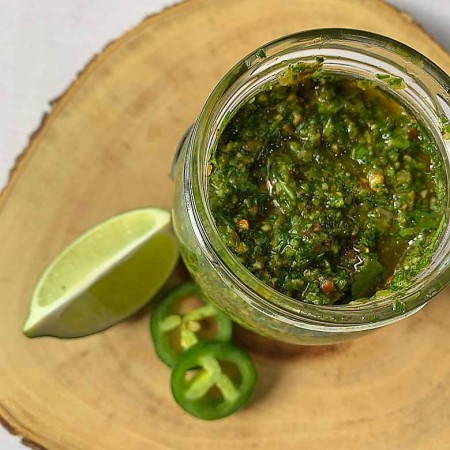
23;208;178;338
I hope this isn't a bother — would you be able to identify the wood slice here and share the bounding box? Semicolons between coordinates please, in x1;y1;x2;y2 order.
1;0;449;449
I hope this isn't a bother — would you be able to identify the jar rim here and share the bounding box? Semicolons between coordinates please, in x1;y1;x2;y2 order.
184;28;450;330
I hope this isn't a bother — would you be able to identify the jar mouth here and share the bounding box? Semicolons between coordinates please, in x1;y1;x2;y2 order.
184;29;450;329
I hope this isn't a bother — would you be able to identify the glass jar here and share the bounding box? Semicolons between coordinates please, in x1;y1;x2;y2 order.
172;29;450;345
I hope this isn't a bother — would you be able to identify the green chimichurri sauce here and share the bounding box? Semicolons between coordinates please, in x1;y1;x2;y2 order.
208;61;445;305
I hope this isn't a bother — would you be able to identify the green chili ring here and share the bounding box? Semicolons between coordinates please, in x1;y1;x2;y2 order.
171;341;257;420
150;282;233;367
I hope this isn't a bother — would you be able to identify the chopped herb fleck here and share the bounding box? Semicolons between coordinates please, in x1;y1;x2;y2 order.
393;299;407;313
256;49;267;58
439;115;450;140
376;73;406;90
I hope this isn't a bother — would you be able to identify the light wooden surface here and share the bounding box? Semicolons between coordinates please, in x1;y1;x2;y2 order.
0;0;449;448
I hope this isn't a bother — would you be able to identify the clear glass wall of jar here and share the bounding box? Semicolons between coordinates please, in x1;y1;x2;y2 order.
172;29;450;345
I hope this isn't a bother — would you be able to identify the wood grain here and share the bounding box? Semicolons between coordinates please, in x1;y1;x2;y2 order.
0;0;449;449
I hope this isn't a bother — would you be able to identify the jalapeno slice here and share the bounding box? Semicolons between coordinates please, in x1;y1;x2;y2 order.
150;282;233;367
171;341;257;420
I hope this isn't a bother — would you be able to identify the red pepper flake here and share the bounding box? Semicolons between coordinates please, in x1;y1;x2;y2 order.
407;127;418;139
238;219;250;231
321;279;334;295
386;275;393;284
358;178;371;190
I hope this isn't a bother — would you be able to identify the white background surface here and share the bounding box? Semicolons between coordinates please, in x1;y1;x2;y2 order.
0;0;449;448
